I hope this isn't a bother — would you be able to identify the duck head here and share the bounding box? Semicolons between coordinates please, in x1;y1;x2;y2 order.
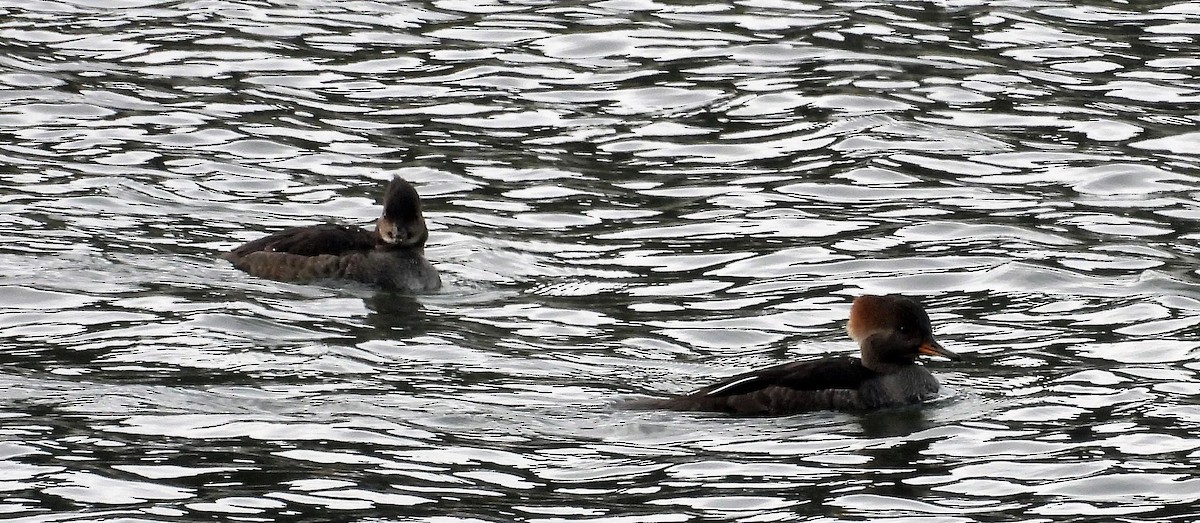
847;294;959;371
375;176;429;249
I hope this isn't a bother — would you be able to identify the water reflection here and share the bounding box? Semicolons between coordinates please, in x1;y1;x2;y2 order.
4;0;1200;521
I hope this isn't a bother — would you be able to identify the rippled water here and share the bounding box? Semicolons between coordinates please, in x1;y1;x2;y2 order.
3;0;1200;521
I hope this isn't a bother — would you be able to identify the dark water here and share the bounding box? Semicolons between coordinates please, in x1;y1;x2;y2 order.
3;0;1200;521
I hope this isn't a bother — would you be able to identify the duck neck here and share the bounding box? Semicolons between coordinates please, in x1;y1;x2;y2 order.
377;242;425;254
858;335;917;374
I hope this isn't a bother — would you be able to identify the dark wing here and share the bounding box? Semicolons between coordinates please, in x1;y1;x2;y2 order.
226;251;365;283
624;357;877;415
225;224;377;260
700;357;876;398
625;356;880;415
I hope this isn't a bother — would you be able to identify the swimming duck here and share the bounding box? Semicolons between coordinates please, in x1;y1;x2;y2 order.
224;176;441;292
636;294;958;415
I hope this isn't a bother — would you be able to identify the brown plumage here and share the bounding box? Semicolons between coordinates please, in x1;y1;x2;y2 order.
631;295;959;416
224;177;441;292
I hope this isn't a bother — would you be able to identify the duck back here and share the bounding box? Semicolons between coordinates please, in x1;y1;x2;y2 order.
225;224;440;292
630;358;942;416
225;224;376;259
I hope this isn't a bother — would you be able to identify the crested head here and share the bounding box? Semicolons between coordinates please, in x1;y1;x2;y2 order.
847;294;958;369
847;295;931;342
375;176;429;248
382;177;424;222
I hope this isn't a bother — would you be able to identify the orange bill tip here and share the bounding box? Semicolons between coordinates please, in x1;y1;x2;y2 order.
918;339;960;361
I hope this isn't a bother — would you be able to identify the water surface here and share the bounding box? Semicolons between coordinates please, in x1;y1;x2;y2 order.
3;0;1200;521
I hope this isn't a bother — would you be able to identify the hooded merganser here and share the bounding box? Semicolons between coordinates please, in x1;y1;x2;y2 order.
636;295;959;415
224;176;441;292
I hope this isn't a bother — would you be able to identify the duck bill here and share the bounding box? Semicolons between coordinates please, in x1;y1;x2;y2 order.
918;339;960;361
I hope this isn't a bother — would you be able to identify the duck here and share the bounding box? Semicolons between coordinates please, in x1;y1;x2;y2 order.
223;176;441;292
634;294;959;415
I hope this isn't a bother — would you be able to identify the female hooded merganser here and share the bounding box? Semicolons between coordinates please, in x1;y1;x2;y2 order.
638;295;959;415
224;176;441;292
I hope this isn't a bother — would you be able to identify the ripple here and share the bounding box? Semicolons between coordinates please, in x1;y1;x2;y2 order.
1035;473;1200;504
44;471;193;505
4;1;1200;521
